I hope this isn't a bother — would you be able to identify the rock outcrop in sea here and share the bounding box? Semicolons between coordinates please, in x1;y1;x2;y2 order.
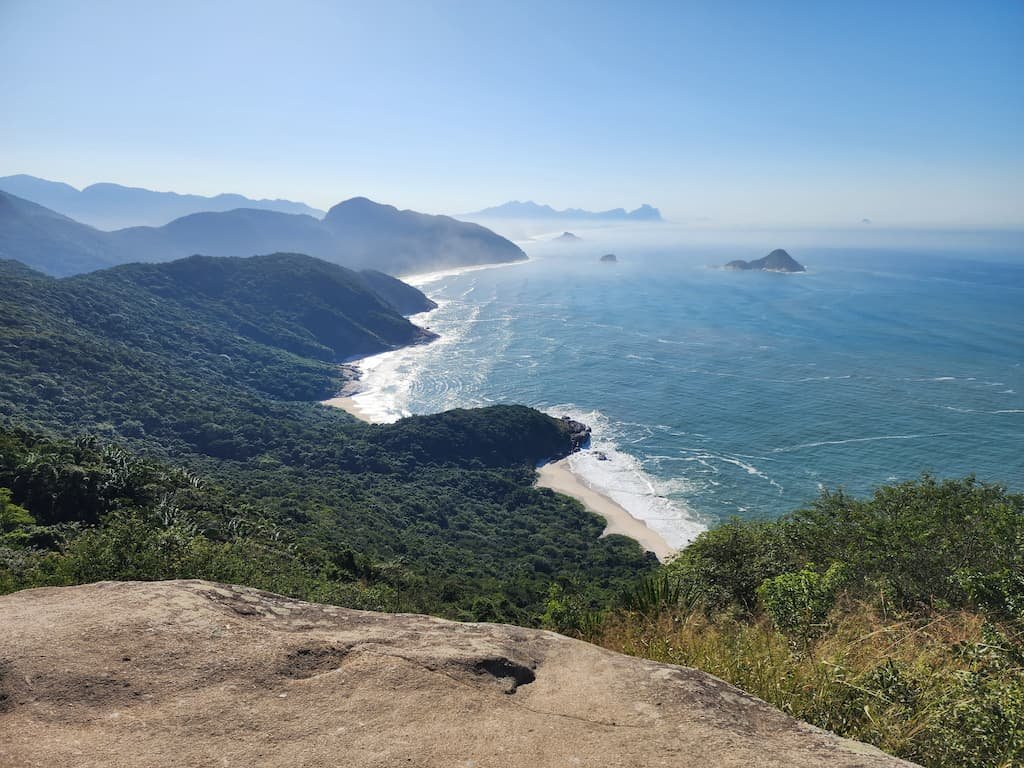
600;253;618;263
724;248;805;273
0;580;916;767
560;415;592;451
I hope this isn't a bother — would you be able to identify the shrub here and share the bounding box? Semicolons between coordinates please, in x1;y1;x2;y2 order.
757;562;847;643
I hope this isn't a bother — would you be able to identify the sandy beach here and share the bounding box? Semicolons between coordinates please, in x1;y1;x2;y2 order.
326;383;680;560
321;394;373;422
536;458;676;562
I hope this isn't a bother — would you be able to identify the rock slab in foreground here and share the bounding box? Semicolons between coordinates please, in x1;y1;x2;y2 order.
0;581;915;767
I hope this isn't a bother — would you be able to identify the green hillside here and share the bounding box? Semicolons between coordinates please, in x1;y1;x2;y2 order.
0;254;655;622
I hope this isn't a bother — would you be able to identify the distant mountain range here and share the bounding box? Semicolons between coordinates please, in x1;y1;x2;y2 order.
0;191;525;277
465;200;662;222
0;174;324;230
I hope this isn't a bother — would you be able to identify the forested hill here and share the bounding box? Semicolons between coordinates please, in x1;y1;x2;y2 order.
0;253;453;442
0;189;526;277
0;253;655;622
358;268;438;315
88;253;438;361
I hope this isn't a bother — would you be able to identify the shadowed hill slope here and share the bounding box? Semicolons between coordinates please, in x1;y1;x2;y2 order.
357;268;437;315
0;192;124;276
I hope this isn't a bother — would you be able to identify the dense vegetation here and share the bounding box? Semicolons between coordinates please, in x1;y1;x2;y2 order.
0;255;655;621
545;476;1024;767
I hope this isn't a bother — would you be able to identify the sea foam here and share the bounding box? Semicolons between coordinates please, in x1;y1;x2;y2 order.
546;405;707;549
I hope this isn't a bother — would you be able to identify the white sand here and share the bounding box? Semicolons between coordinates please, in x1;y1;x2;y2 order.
536;459;675;562
321;395;374;422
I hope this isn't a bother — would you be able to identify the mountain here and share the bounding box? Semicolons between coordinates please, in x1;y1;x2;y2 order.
109;208;335;266
0;253;435;406
553;231;581;241
0;174;324;229
466;200;663;222
0;191;127;275
92;253;438;362
0;580;914;768
322;197;526;275
0;191;526;277
724;248;806;273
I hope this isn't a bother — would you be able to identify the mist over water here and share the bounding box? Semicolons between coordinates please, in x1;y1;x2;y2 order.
348;228;1024;546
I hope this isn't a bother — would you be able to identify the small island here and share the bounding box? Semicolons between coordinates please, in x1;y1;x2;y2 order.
600;253;617;263
724;248;804;273
553;231;581;242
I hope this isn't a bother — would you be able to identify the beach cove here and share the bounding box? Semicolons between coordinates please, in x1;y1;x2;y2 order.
321;257;681;562
322;371;677;564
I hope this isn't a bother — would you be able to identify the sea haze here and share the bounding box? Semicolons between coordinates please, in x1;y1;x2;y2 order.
346;233;1024;548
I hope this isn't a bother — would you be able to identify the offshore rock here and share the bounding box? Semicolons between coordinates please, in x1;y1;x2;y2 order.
724;248;805;273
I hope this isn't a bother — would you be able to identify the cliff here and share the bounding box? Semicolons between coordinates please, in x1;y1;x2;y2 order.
0;580;914;767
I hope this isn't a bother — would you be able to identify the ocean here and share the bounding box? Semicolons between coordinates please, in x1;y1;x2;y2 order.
345;229;1024;548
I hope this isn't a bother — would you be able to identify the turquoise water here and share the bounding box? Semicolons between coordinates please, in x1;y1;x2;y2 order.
349;236;1024;547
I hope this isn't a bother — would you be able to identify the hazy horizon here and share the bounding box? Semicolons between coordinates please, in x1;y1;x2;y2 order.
2;1;1022;229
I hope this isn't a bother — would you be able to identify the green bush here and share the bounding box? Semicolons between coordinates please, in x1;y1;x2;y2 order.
664;477;1024;620
756;562;846;642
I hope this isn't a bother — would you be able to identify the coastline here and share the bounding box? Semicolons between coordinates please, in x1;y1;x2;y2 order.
321;253;680;560
536;458;676;562
321;256;531;422
321;394;373;422
398;254;531;288
325;387;681;561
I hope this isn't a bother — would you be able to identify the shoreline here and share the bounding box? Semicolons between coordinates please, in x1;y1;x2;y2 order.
322;256;529;422
321;394;373;422
327;386;682;563
321;253;679;560
399;254;531;288
536;458;676;562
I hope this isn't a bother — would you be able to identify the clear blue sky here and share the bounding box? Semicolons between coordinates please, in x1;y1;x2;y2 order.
1;1;1021;227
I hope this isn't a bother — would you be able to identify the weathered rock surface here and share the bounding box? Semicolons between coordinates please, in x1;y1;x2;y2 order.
0;581;915;767
559;415;592;451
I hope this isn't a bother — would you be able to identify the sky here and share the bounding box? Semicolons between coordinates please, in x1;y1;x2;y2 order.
1;0;1022;227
